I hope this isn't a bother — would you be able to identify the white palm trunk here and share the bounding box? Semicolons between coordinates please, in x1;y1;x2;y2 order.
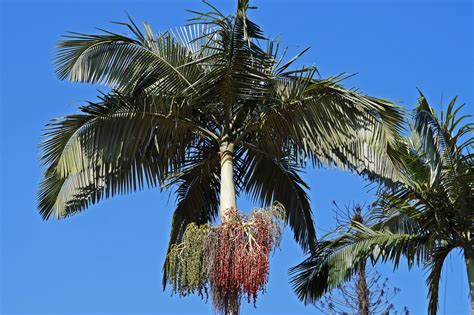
219;142;237;222
219;141;239;315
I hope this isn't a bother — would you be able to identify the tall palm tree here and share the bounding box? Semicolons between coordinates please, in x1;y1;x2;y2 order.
290;93;474;314
38;1;404;313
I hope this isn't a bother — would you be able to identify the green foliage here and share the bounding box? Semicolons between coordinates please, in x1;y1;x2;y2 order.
37;5;410;314
39;1;405;257
290;93;474;315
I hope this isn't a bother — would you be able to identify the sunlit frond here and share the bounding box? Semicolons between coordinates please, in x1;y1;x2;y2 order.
55;18;205;95
38;92;213;219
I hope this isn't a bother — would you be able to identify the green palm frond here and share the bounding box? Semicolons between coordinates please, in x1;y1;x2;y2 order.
290;92;473;314
162;143;220;288
38;92;215;219
426;245;453;315
290;223;429;304
56;18;203;95
245;74;406;186
238;143;316;252
306;79;405;184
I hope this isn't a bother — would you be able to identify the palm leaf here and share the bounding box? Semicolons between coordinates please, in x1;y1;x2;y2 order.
426;245;453;315
290;224;429;304
161;144;220;287
38;92;211;219
238;143;317;252
243;75;406;186
55;19;203;95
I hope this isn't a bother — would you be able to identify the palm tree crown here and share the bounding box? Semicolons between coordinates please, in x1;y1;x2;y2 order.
290;92;474;314
38;0;404;294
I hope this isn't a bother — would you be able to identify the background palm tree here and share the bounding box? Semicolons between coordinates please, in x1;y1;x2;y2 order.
316;203;409;315
38;1;404;313
290;93;474;315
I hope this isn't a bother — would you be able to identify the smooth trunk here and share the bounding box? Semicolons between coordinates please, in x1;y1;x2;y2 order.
219;142;239;315
219;142;237;221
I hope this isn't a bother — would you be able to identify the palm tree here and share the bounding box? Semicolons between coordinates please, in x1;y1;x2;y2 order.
38;1;404;313
290;93;474;314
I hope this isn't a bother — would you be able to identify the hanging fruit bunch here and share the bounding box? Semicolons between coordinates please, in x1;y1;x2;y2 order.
165;203;285;314
166;223;211;298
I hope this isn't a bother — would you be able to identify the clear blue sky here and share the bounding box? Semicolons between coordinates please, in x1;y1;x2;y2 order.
1;0;472;314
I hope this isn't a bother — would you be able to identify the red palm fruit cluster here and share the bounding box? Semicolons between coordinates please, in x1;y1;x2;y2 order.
206;205;284;313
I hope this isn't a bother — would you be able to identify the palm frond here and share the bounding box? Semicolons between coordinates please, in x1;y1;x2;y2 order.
238;144;316;252
426;245;453;315
290;224;429;304
38;92;212;219
244;75;406;186
161;144;220;288
55;19;204;95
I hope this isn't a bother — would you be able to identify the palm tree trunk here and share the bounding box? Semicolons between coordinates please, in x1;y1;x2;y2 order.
219;142;239;315
356;261;370;315
352;207;370;315
467;256;474;315
220;142;237;221
466;227;474;314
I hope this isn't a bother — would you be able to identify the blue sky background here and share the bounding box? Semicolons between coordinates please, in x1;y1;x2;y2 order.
1;0;472;314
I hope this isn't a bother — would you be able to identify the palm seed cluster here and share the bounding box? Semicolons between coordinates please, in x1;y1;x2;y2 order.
165;203;285;314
